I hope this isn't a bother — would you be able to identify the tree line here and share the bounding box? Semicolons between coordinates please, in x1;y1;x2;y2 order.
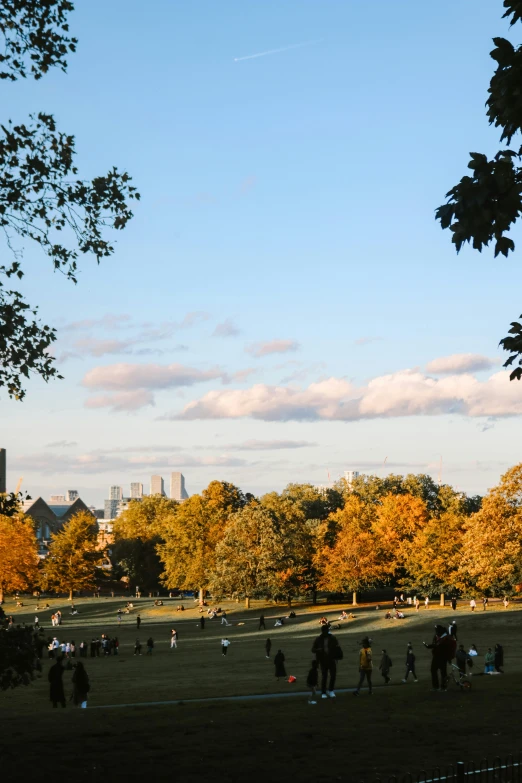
2;464;522;604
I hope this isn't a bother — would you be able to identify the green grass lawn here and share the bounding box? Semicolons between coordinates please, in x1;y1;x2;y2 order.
2;596;521;782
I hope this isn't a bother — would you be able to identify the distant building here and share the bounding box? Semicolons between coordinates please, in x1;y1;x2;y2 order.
23;496;94;558
66;489;79;502
344;471;360;485
49;494;66;503
150;475;165;496
130;482;144;499
0;448;6;494
104;499;120;520
170;472;189;501
109;485;123;501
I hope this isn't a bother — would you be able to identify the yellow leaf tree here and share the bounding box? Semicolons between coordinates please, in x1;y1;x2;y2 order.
157;481;247;600
458;464;522;593
0;514;39;602
41;512;103;600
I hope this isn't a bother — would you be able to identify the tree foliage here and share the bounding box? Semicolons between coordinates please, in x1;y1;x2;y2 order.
0;626;38;690
0;0;139;400
41;511;102;599
435;1;522;378
0;513;39;601
157;481;247;593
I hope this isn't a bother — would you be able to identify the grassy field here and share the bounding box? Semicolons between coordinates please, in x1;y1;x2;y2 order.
1;595;521;782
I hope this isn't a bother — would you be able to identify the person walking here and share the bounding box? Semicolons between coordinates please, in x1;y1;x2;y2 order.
48;657;66;708
274;649;286;680
353;637;373;696
259;614;266;631
455;645;472;676
146;637;154;655
134;639;142;656
483;597;488;611
503;597;509;609
221;611;230;626
494;643;504;673
34;615;39;629
424;596;430;609
379;649;392;684
136;614;141;629
200;616;205;630
306;660;319;704
449;620;458;641
72;661;90;708
265;638;272;659
415;597;420;612
170;629;178;649
470;598;476;612
403;644;418;682
451;597;457;611
423;624;457;691
221;638;231;656
312;624;341;699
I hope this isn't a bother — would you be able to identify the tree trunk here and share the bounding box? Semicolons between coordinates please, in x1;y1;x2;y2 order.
352;591;357;606
0;585;3;604
69;588;73;601
245;596;250;609
287;596;292;608
440;592;445;607
199;587;205;603
312;589;317;605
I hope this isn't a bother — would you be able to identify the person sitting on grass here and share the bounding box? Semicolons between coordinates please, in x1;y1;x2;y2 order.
274;618;284;627
385;611;392;619
468;644;479;657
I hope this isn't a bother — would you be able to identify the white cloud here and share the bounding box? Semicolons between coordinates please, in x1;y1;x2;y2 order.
46;440;78;448
246;339;300;358
85;390;155;412
82;363;224;392
62;314;132;332
354;336;382;346
212;319;241;338
168;370;522;422
223;439;317;450
426;353;499;374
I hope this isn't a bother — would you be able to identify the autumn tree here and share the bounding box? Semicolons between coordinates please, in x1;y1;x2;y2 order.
404;508;466;598
157;481;247;600
0;513;39;602
261;483;343;604
41;511;102;599
112;496;177;591
1;0;139;400
371;493;429;585
316;495;383;605
458;463;522;593
210;503;285;607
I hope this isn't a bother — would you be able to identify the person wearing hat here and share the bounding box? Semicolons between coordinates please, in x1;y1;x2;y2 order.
312;624;341;699
423;624;457;691
353;637;373;696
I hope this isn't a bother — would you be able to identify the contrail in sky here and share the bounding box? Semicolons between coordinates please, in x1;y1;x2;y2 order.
234;39;322;62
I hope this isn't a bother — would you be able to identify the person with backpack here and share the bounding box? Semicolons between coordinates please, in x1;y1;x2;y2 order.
402;644;418;682
312;625;342;699
423;624;457;691
379;649;392;684
353;637;373;696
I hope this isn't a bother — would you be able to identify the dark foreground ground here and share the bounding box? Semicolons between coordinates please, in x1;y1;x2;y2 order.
1;597;520;782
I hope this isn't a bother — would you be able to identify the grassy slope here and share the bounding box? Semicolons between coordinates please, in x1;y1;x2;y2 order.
1;596;520;782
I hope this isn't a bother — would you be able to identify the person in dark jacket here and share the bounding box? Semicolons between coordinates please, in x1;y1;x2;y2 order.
312;625;341;699
424;624;456;691
455;645;472;675
72;662;90;708
48;657;66;708
306;660;319;704
274;649;286;680
494;644;504;673
259;615;266;630
451;597;457;611
146;637;154;655
402;644;418;682
265;638;272;658
379;649;392;684
200;616;205;630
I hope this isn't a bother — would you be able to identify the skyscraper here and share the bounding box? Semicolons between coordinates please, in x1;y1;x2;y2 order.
109;485;123;500
130;482;144;499
344;471;360;485
66;490;79;502
0;448;6;493
150;475;165;496
104;499;120;519
170;472;189;501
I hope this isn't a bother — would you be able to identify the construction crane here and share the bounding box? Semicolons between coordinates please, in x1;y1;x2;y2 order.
14;476;23;494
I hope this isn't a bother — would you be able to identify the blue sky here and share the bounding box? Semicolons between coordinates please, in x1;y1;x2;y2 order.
2;0;522;506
